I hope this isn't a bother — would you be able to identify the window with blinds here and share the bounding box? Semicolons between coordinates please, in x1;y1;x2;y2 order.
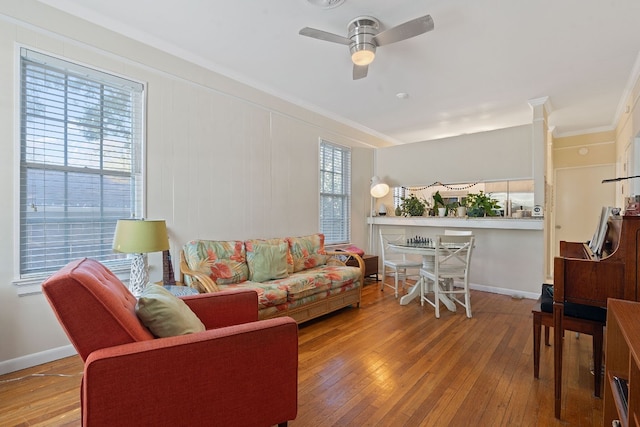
319;140;351;244
393;186;406;209
19;48;144;277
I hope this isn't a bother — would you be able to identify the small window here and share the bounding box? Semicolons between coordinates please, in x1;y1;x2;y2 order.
319;140;351;244
393;186;407;209
19;48;144;277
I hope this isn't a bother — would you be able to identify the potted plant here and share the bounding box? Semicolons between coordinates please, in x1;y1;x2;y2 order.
433;191;459;216
456;202;467;217
464;191;500;217
432;191;446;217
400;194;428;217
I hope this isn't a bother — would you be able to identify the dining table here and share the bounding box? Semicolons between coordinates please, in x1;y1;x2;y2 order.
388;241;457;312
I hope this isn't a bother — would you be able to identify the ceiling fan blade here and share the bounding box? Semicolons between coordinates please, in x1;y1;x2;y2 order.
353;64;368;80
372;14;434;46
299;27;352;45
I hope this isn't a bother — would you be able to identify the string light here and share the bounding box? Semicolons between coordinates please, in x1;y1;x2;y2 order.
402;181;480;192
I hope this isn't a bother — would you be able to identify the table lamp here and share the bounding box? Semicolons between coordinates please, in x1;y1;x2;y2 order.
112;219;170;296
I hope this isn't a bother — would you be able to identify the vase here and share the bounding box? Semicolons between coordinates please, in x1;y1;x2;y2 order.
457;206;466;217
438;207;446;217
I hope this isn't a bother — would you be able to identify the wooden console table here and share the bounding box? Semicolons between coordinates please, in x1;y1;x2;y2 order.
604;298;640;426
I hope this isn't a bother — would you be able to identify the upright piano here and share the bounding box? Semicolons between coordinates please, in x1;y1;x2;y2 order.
554;214;640;305
553;214;640;418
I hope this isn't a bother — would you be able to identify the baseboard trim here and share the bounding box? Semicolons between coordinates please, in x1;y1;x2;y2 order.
0;345;77;375
469;283;539;300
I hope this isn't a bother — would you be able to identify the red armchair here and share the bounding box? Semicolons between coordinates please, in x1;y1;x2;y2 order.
42;258;298;427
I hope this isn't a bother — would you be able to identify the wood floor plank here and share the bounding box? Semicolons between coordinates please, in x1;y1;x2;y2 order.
0;281;605;426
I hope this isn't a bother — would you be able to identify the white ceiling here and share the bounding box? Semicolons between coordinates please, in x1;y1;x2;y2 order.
38;0;640;144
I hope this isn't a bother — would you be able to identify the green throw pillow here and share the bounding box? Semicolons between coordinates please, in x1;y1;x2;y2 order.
136;285;205;337
246;241;289;282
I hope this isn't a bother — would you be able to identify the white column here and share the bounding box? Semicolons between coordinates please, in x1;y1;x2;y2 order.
529;96;551;280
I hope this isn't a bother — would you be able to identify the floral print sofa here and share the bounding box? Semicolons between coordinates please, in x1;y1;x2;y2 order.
179;233;364;323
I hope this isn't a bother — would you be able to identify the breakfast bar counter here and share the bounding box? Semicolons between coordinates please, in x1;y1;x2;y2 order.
368;216;543;230
368;216;544;298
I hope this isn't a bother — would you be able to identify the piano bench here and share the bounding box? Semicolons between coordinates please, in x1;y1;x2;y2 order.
539;283;606;323
531;298;605;398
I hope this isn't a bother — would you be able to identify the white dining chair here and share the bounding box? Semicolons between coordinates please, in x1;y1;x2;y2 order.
420;234;475;318
379;231;422;298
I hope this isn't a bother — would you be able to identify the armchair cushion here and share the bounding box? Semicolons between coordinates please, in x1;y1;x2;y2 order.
136;285;205;337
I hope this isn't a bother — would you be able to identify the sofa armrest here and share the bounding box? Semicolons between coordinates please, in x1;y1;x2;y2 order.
326;251;364;275
181;289;259;328
84;317;298;427
179;249;219;292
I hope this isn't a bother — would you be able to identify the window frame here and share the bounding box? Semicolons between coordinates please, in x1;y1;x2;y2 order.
319;139;351;245
13;47;146;294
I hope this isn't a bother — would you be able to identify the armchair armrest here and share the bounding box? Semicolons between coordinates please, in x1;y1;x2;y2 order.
84;317;298;427
179;250;219;292
182;289;258;328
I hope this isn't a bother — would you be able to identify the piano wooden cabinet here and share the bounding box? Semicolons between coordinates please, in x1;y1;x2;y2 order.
553;215;640;419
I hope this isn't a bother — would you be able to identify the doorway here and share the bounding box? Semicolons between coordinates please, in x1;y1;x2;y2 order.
553;165;616;263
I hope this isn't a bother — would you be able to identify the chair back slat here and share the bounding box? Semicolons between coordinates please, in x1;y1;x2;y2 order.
435;235;474;277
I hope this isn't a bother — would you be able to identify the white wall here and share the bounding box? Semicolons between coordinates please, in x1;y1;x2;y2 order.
377;124;533;186
0;2;388;373
373;124;545;296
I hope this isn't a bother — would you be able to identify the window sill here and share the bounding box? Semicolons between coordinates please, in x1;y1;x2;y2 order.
13;264;131;296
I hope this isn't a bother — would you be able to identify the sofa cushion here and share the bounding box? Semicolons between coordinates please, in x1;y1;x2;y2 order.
246;237;294;274
264;265;361;302
183;240;248;285
217;281;289;309
289;279;360;306
246;240;289;282
286;233;329;273
136;285;206;337
305;264;360;292
268;271;331;302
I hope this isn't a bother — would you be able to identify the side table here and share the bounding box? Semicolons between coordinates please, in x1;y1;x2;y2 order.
347;254;379;281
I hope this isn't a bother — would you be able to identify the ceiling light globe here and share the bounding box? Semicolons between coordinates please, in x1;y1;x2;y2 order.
351;49;375;66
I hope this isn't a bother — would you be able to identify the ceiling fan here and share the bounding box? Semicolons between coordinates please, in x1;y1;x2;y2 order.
299;14;434;80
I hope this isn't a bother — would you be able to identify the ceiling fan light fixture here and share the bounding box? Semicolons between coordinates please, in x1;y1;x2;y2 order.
306;0;345;9
351;47;375;66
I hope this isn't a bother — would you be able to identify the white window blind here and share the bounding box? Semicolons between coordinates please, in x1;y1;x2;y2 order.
319;140;351;244
394;186;406;209
19;48;144;277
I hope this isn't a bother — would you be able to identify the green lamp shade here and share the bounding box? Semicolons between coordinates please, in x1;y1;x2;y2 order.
112;219;170;254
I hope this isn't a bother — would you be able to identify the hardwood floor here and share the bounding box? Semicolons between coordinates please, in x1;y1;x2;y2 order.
0;281;604;426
